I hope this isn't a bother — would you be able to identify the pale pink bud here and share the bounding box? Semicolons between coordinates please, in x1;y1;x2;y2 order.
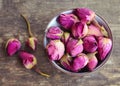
60;54;72;70
26;37;37;51
72;22;88;39
83;35;98;53
6;38;21;56
46;26;63;39
66;38;83;57
98;37;112;61
87;52;98;71
19;51;37;69
74;8;95;23
72;53;88;72
46;40;65;60
58;14;79;30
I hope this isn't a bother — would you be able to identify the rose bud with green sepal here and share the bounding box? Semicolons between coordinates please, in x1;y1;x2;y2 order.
58;14;79;30
6;38;21;56
74;8;95;24
46;40;65;60
61;32;70;45
87;51;98;71
60;53;72;70
46;26;63;40
72;22;88;39
98;37;112;61
83;35;98;53
66;38;83;57
71;53;89;72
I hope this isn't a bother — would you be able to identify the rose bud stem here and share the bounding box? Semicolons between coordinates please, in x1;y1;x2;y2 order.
32;66;50;78
21;14;34;37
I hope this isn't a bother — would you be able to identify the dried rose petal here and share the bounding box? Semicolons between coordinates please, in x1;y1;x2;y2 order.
72;22;88;39
58;14;79;30
74;8;95;23
46;40;65;60
71;53;88;72
60;53;72;70
26;37;37;51
6;38;21;56
87;52;98;71
19;51;37;69
46;26;63;40
83;35;98;53
66;38;83;57
98;37;112;61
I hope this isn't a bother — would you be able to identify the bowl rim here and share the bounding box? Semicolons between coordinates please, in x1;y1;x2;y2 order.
43;9;113;76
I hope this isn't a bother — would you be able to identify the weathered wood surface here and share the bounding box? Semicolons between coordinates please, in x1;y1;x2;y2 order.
0;0;120;86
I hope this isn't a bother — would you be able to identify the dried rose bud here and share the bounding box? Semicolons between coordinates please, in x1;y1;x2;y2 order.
83;35;98;53
58;14;79;30
61;32;70;45
19;51;50;77
88;24;103;37
72;22;88;39
19;51;37;69
98;37;112;61
87;51;98;71
6;38;21;56
66;38;83;57
60;53;72;70
21;14;38;51
46;40;65;60
46;26;63;40
74;8;95;23
71;53;88;72
26;37;37;51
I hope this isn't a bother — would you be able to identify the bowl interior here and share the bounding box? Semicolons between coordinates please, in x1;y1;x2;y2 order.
44;10;113;76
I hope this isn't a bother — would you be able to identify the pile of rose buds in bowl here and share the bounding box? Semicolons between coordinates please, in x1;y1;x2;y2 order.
46;8;112;72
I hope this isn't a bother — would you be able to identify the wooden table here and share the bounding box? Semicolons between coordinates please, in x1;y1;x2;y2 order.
0;0;120;86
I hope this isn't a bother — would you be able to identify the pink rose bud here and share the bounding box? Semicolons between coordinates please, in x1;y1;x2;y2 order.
88;24;103;37
74;8;95;23
72;53;88;72
6;38;21;56
60;53;72;70
98;37;112;61
87;52;98;71
46;40;65;60
66;38;83;57
19;51;37;69
83;35;98;53
58;14;79;30
26;37;37;51
46;26;63;39
61;32;70;45
72;22;88;39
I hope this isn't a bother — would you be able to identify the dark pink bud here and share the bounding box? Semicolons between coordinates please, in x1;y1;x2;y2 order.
46;26;63;39
98;37;112;61
66;38;83;57
60;54;72;70
72;22;88;39
19;51;37;69
72;53;88;72
74;8;95;23
58;14;79;30
26;37;37;51
83;35;98;53
87;52;98;71
46;40;65;60
6;38;21;56
61;32;70;45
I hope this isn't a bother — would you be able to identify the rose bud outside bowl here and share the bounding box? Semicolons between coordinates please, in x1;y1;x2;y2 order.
44;9;113;76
